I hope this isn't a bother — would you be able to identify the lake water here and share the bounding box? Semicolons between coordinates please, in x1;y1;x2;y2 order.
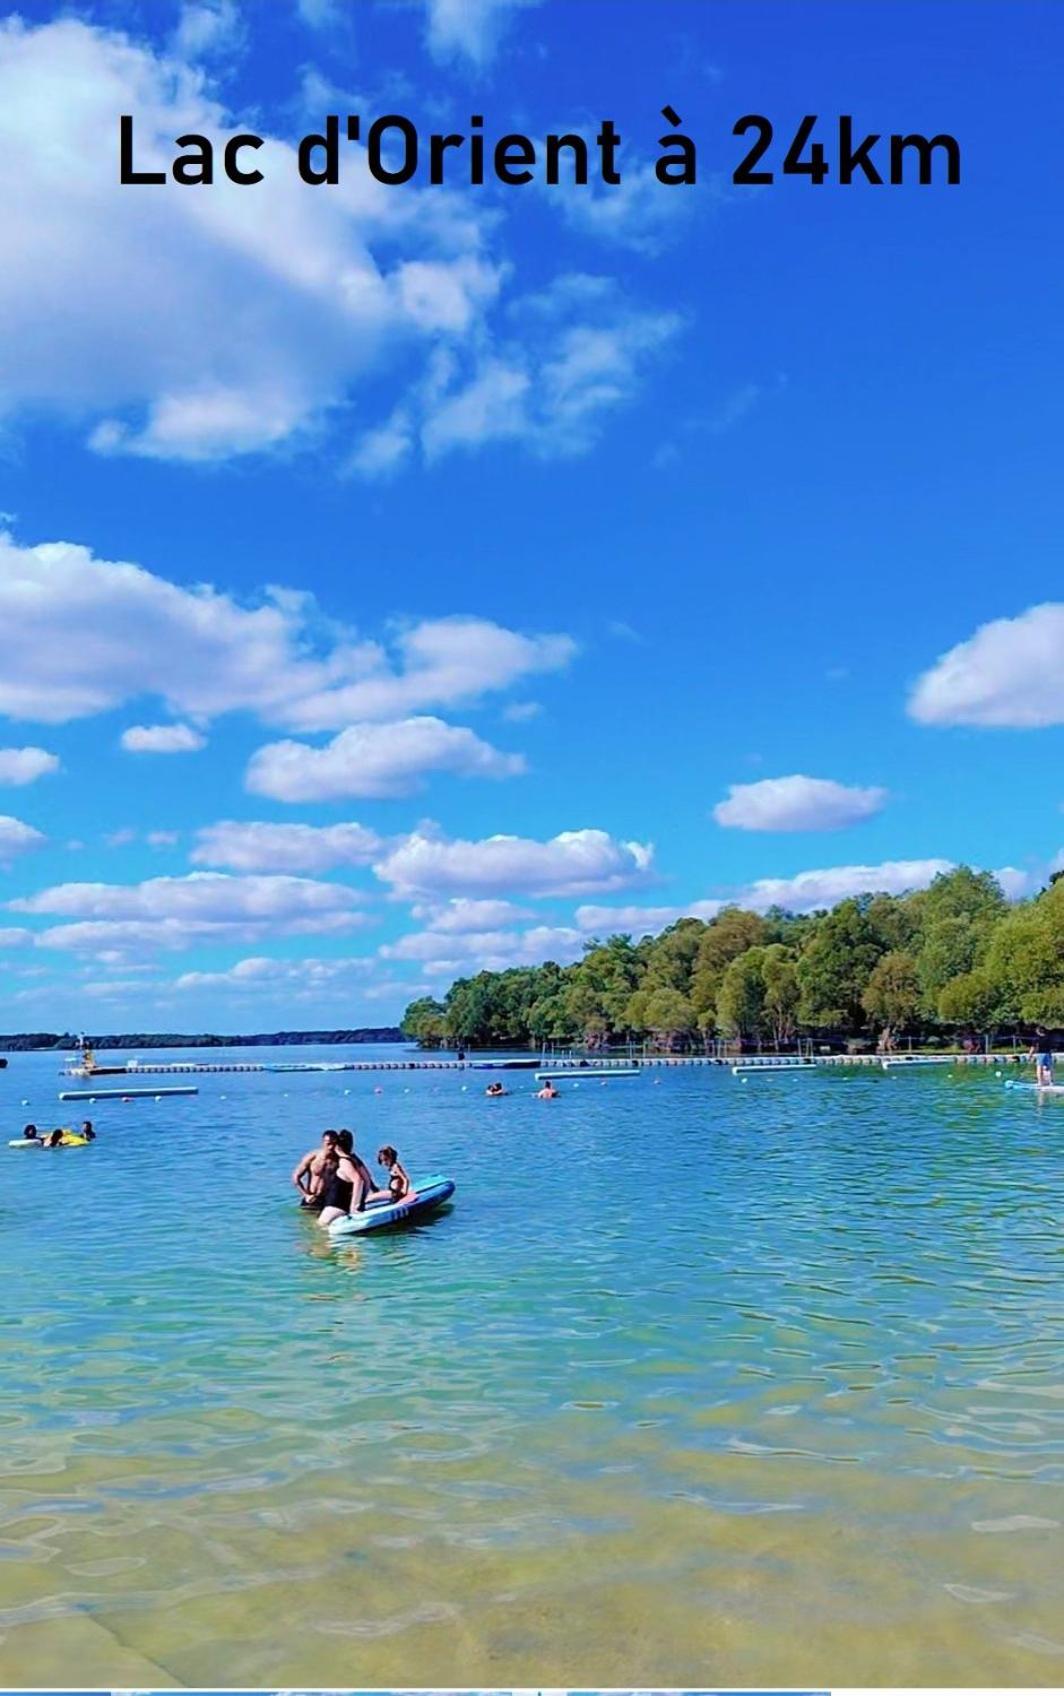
1;1046;1062;1688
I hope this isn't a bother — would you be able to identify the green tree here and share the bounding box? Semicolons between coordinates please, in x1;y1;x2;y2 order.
641;987;695;1051
401;996;448;1046
861;950;921;1048
761;943;800;1047
797;897;887;1030
690;907;767;1022
716;948;767;1044
983;879;1064;1026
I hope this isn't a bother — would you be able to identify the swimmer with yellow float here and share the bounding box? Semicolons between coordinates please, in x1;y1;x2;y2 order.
9;1120;97;1149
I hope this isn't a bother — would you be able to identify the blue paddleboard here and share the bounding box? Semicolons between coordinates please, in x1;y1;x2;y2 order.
327;1175;455;1238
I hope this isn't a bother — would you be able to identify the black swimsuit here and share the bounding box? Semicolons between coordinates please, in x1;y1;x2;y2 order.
321;1172;353;1211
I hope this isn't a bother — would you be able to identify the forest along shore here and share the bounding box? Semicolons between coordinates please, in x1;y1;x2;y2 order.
403;867;1064;1053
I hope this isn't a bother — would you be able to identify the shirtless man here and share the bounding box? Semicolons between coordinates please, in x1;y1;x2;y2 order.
292;1129;339;1208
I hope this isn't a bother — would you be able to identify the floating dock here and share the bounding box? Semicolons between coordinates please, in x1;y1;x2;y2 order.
59;1085;199;1101
535;1067;639;1080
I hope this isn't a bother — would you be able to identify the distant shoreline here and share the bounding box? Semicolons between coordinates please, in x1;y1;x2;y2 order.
0;1028;405;1052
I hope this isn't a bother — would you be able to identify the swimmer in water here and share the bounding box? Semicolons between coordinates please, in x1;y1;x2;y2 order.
485;1081;507;1097
536;1082;559;1100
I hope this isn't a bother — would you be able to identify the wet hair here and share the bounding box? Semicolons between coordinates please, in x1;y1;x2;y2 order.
336;1129;353;1154
82;1121;93;1134
378;1145;397;1165
23;1123;37;1137
322;1129;339;1145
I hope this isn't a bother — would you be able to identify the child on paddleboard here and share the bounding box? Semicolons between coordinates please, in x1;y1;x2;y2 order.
377;1145;412;1203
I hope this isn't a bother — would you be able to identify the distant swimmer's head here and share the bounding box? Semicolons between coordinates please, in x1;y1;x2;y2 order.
378;1145;397;1167
336;1129;354;1154
23;1123;38;1139
82;1120;93;1135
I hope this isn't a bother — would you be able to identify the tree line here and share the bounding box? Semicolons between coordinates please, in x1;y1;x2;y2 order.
402;867;1064;1053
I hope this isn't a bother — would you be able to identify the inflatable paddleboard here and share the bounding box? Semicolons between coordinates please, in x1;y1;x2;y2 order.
1005;1080;1064;1094
8;1132;91;1147
327;1175;455;1238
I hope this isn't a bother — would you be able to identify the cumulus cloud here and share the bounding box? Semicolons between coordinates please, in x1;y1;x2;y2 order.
120;722;206;754
374;826;654;898
352;276;681;474
575;899;723;934
0;16;508;463
380;921;584;976
713;774;888;832
411;897;534;932
737;858;954;913
0;926;33;948
12;871;365;952
281;618;576;733
423;0;539;65
246;717;524;801
174;953;372;991
0;536;575;729
0;815;46;860
909;603;1064;727
0;746;59;785
0;19;675;471
192;819;385;873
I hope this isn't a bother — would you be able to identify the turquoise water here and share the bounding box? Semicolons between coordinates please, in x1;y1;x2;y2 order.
1;1047;1062;1687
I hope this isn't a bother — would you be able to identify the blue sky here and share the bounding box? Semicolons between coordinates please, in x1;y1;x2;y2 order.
0;0;1061;1032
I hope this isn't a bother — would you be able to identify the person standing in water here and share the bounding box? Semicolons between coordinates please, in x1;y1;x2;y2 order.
292;1129;339;1208
1028;1035;1055;1087
318;1130;376;1226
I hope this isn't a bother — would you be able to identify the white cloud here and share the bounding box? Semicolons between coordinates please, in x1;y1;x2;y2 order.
575;899;722;934
12;871;365;952
374;826;654;898
737;858;954;913
713;774;888;832
0;16;502;463
172;0;244;60
545;157;696;256
246;717;524;801
193;819;385;873
0;19;675;472
295;0;343;26
0;926;33;948
423;0;539;65
147;830;180;848
0;746;59;785
353;277;681;474
411;897;534;932
380;922;584;976
909;603;1064;727
502;700;542;723
0;815;46;860
174;953;372;992
0;535;575;730
281;618;576;733
120;722;206;754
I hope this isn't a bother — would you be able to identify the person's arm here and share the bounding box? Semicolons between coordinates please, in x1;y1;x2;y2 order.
394;1160;412;1198
292;1150;314;1193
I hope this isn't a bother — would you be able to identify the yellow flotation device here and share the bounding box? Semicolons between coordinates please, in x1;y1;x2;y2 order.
58;1131;91;1146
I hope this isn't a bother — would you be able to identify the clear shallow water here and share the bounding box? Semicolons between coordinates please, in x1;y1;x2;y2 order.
0;1047;1062;1687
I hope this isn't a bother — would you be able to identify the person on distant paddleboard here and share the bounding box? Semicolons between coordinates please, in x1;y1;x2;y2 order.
292;1129;339;1208
318;1130;375;1226
1027;1036;1055;1088
20;1124;41;1143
